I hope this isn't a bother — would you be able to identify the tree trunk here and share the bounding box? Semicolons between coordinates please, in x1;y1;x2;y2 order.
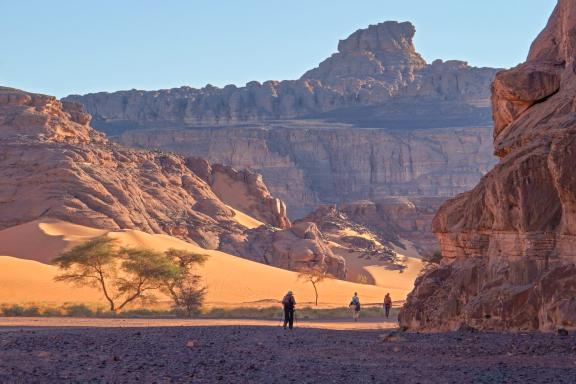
312;281;318;306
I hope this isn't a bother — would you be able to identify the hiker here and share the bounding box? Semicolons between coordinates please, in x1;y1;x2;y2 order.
383;293;392;318
349;292;361;322
281;291;296;329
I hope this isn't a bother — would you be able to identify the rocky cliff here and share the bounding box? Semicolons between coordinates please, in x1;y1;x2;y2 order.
64;21;499;224
65;21;498;130
0;87;345;277
400;0;576;331
117;124;495;219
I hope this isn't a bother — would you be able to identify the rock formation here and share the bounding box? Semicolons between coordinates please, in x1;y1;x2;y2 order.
297;205;402;279
65;22;498;130
185;157;290;229
0;87;345;276
400;0;576;331
64;21;499;225
117;124;495;219
221;221;346;279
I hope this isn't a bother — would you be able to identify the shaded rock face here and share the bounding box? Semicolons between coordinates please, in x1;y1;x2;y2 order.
0;87;346;275
118;124;495;219
64;21;499;222
400;0;576;331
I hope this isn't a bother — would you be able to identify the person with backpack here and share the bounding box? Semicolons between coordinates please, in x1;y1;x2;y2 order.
281;291;296;329
349;292;361;322
383;293;392;319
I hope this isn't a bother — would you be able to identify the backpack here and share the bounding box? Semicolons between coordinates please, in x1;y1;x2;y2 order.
350;296;360;310
282;294;294;307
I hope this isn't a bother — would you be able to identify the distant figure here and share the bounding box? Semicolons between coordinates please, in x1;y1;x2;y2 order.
349;292;361;322
384;293;392;319
282;291;296;329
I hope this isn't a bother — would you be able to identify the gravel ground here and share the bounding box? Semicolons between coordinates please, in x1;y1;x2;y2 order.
1;325;576;383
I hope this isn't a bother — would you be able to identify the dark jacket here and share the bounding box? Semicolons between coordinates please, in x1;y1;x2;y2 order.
282;294;296;310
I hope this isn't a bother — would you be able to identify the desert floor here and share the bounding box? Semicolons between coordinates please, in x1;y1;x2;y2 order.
1;319;575;383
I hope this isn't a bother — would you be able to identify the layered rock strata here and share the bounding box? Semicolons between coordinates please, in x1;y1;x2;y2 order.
64;21;498;222
118;124;495;219
400;0;576;331
66;21;498;130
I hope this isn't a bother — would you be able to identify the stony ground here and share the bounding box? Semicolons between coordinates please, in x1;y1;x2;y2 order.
1;324;576;383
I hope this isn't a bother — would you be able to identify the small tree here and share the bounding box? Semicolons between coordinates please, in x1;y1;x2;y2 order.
422;250;443;265
53;237;180;312
161;249;208;317
298;267;331;306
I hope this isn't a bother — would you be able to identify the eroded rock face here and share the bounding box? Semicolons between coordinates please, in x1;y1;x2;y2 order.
221;221;347;279
118;125;495;219
400;0;576;331
185;157;290;229
0;88;351;276
64;20;499;221
337;198;445;254
66;22;497;128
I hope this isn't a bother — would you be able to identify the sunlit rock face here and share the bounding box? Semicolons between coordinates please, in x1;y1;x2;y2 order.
64;21;499;221
0;87;347;276
400;0;576;331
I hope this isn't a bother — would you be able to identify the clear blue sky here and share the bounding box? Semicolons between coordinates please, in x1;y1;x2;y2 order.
1;0;557;98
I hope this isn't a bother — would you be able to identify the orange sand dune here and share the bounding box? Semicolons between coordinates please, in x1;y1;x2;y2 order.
0;220;418;307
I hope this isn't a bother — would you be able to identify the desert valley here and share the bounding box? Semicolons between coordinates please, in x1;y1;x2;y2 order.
2;0;576;382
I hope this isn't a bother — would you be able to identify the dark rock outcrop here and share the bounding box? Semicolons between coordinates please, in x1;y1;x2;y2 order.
400;0;576;331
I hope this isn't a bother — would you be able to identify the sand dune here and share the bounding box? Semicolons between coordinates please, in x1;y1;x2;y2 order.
227;206;265;229
0;219;419;307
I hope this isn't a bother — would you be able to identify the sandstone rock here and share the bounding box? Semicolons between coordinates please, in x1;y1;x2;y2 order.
64;21;498;131
63;21;499;225
186;158;290;229
0;88;340;275
220;221;346;279
400;0;576;331
118;124;496;219
337;198;445;254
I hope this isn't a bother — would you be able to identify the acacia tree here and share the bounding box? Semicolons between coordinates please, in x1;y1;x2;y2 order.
53;237;182;312
161;249;208;317
298;267;332;306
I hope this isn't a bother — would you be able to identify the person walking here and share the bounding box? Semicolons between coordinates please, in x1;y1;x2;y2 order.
349;292;361;322
281;291;296;329
383;293;392;319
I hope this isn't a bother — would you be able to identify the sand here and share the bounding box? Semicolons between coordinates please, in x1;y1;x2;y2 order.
0;219;419;307
0;317;395;331
227;206;265;229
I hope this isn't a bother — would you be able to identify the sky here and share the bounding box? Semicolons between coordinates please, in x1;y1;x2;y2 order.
1;0;557;98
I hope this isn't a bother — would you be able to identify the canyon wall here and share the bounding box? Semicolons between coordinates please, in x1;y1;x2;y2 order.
65;22;497;131
400;0;576;331
0;87;345;277
65;21;499;224
117;124;495;220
